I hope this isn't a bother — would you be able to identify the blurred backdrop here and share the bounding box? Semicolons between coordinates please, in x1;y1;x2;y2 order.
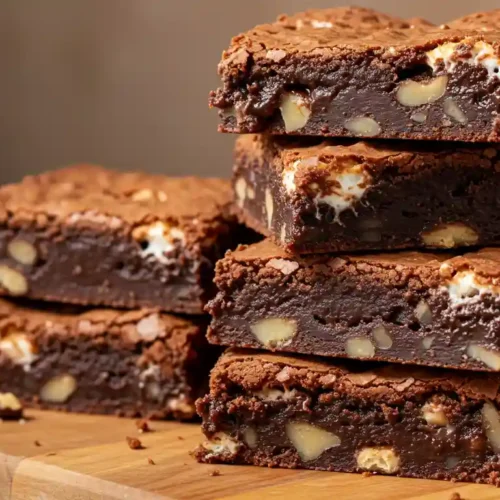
1;0;498;182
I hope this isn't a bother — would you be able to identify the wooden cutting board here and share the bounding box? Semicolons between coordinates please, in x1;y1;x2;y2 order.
0;410;497;500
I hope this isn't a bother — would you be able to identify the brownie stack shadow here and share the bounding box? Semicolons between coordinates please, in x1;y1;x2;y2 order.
194;6;500;486
0;165;247;420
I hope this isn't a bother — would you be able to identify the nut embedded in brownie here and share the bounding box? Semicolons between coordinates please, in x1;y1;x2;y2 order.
0;392;23;420
207;239;500;372
211;6;500;142
233;135;500;254
0;298;219;420
195;349;500;485
0;165;245;314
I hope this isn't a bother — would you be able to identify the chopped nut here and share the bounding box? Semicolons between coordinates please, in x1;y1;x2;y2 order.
344;117;381;137
0;392;22;411
345;337;376;359
396;76;448;107
132;222;185;264
0;333;37;366
286;421;340;462
126;436;143;450
40;374;77;403
209;469;221;477
410;111;427;123
280;224;287;243
136;314;163;342
202;432;240;456
279;93;311;133
467;344;500;370
242;427;258;449
234;177;247;207
250;318;297;348
443;98;468;124
136;419;152;433
421;223;478;248
422;401;449;426
415;300;433;325
482;401;500;452
266;258;299;276
131;189;167;202
7;240;38;266
246;186;256;200
356;447;400;474
265;188;274;228
422;336;435;350
0;266;28;296
372;326;392;350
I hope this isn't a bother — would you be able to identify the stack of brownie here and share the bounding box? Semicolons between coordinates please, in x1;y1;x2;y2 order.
195;7;500;486
0;165;244;420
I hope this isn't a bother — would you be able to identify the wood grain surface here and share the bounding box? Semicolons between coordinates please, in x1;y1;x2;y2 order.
0;410;498;499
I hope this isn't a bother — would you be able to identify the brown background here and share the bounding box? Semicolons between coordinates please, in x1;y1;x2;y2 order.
0;0;498;183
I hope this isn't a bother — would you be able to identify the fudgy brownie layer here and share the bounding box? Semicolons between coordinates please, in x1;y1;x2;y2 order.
207;240;500;372
0;165;242;314
234;135;500;254
211;7;500;142
195;350;500;485
0;298;218;420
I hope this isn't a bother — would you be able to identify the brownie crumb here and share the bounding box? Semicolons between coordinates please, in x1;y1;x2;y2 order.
136;419;152;433
177;436;185;441
148;457;156;465
46;452;57;457
126;436;144;450
362;471;373;478
450;494;465;500
210;469;221;477
34;440;41;447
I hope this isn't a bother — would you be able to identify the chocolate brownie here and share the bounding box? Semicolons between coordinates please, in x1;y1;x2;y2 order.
210;7;500;142
234;135;500;254
0;298;219;419
195;349;500;486
207;240;500;372
0;392;23;420
0;165;244;314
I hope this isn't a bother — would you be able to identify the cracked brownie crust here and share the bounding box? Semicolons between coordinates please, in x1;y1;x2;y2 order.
0;298;219;420
207;240;500;372
234;135;500;253
211;7;500;142
0;165;242;314
195;349;500;485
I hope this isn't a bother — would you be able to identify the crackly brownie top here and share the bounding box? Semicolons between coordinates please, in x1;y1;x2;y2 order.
212;349;500;404
218;7;500;76
216;239;500;293
236;135;498;193
0;297;202;346
0;165;233;244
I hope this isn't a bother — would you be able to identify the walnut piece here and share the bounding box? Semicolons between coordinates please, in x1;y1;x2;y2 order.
0;266;28;296
415;300;433;325
266;258;299;276
234;177;247;207
243;427;258;449
396;76;448;107
356;447;400;474
279;93;311;133
250;318;297;348
0;392;22;411
345;337;376;359
203;432;240;457
422;336;435;350
0;333;37;366
421;223;478;248
7;240;38;266
443;98;468;124
422;401;449;426
467;344;500;370
40;374;77;403
286;421;340;462
265;188;274;228
372;326;392;350
131;189;167;202
344;117;381;137
482;401;500;452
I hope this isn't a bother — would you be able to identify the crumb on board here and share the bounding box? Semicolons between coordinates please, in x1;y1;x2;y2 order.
126;436;144;450
450;493;465;500
136;419;152;433
177;436;185;441
34;440;41;447
148;458;156;465
210;469;221;477
362;471;373;478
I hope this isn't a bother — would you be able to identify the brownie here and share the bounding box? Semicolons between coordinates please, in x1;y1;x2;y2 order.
234;135;500;254
0;392;23;420
210;7;500;142
195;349;500;486
207;240;500;372
0;298;219;419
0;165;243;314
